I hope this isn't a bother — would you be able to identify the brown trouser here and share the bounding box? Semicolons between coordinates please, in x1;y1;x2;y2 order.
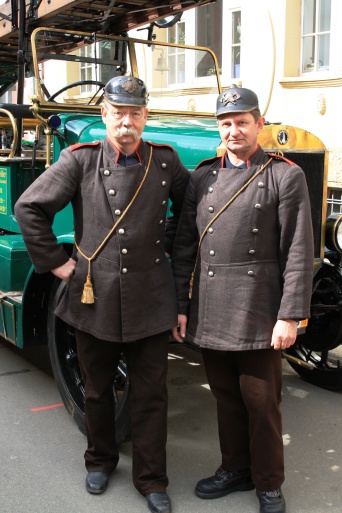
75;328;169;495
202;348;284;491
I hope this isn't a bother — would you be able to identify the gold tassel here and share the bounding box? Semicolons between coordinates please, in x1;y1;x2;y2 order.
189;271;194;299
81;274;94;304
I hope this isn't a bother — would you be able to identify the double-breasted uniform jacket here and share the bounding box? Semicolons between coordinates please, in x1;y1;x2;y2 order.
15;137;190;342
171;145;314;351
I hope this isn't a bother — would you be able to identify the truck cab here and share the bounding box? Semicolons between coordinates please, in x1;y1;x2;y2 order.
1;0;342;441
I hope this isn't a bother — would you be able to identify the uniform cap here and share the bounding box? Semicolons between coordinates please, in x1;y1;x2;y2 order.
104;76;149;107
216;86;259;117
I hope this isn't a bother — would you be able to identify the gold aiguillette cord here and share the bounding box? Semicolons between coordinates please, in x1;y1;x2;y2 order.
75;145;153;304
189;157;273;299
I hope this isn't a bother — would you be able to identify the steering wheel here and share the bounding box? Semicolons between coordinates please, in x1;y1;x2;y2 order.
47;80;106;105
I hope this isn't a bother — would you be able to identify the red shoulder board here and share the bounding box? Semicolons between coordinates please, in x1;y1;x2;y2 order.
146;141;175;152
267;152;295;166
69;141;101;152
194;156;219;171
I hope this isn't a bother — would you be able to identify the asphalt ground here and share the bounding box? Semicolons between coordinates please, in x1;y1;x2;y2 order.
0;337;341;513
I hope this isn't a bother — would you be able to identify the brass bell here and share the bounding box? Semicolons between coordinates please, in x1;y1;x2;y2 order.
155;53;169;72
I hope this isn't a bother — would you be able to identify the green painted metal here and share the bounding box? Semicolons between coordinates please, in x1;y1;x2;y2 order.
144;117;221;171
0;235;27;348
0;295;23;347
0;160;45;233
0;235;32;291
55;113;221;171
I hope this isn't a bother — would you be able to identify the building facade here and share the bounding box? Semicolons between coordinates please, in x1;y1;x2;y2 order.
131;0;342;213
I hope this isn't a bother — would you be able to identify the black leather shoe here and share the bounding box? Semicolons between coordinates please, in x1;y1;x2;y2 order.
256;488;286;513
195;466;255;499
146;492;172;513
85;471;110;494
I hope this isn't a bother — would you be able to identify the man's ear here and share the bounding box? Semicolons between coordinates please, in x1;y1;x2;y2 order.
257;116;266;133
101;105;107;124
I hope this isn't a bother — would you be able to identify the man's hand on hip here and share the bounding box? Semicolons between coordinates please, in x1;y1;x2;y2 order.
51;258;76;283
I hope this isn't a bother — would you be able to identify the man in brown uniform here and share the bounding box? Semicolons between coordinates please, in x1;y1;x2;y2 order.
171;86;314;513
15;76;190;513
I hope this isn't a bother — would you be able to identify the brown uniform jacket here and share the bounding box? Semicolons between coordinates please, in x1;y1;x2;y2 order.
171;145;314;351
15;138;190;342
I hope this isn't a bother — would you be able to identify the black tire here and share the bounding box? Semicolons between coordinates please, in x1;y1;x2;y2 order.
286;345;342;390
47;278;131;443
285;264;342;390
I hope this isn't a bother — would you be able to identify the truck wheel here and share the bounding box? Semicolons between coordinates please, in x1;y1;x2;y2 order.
47;278;131;443
286;344;342;390
285;265;342;390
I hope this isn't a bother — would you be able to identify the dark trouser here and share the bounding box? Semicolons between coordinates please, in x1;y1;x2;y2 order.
202;348;284;491
75;328;169;495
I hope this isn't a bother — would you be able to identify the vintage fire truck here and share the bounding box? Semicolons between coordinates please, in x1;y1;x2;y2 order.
0;0;341;442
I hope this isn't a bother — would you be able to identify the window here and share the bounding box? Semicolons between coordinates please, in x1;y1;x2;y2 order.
327;188;342;215
80;45;95;92
167;22;186;84
231;11;241;79
79;41;122;92
302;0;331;72
195;0;222;76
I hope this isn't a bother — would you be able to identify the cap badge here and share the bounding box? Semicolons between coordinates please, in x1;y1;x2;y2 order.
122;77;139;94
220;91;241;106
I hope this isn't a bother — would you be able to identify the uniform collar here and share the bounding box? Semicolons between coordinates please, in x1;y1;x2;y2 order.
103;137;148;165
222;145;266;169
224;154;247;169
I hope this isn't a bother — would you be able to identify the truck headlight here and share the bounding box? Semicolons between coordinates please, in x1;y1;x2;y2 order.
325;214;342;253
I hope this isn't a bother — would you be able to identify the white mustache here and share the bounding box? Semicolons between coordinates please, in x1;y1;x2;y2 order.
112;127;139;140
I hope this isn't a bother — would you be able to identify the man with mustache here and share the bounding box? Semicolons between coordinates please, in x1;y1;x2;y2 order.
171;86;314;513
14;75;190;513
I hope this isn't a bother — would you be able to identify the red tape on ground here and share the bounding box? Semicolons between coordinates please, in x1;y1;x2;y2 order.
30;403;64;412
